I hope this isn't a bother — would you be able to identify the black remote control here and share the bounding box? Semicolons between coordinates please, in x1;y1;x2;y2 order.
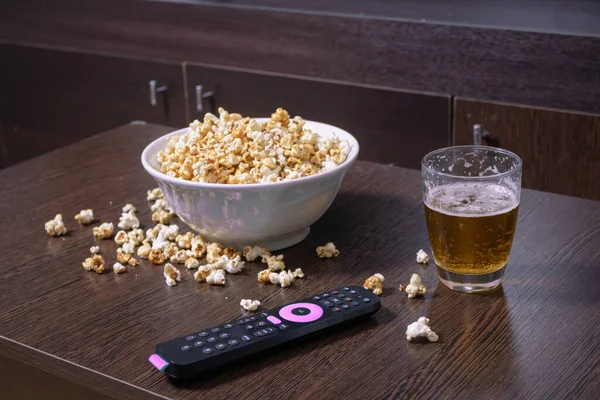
149;286;380;379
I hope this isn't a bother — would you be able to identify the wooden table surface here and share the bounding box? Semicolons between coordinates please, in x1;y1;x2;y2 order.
1;123;599;400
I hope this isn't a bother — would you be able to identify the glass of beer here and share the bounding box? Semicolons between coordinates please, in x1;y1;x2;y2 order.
422;146;522;293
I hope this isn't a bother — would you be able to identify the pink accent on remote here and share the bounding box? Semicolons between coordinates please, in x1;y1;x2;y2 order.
267;315;282;325
279;303;324;323
149;354;169;371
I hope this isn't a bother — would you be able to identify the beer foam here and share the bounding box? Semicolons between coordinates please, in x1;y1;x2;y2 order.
425;183;519;217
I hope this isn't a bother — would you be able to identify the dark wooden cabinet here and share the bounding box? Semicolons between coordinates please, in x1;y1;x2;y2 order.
185;63;451;169
453;98;600;200
0;44;187;167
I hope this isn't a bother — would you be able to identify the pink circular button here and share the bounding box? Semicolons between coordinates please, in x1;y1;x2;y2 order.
279;303;324;323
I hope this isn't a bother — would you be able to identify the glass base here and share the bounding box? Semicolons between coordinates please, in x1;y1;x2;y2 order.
437;265;506;293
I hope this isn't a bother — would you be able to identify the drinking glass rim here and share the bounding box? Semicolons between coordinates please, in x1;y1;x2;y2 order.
421;145;523;180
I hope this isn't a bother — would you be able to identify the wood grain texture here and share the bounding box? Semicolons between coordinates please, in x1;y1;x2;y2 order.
1;0;600;114
453;97;600;201
0;43;186;167
185;63;450;168
1;123;600;399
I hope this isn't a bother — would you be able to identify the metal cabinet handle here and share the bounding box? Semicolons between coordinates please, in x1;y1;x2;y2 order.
195;85;215;113
149;80;168;106
473;124;490;145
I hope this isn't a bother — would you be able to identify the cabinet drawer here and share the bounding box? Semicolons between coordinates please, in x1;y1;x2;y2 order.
453;98;600;200
0;44;186;167
185;63;450;169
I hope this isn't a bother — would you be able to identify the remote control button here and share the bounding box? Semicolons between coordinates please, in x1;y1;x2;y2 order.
334;307;341;312
344;297;352;301
246;325;254;330
342;304;350;309
267;316;282;325
350;290;357;294
254;329;268;337
313;296;321;301
260;312;269;317
332;290;339;295
198;331;209;336
363;298;371;303
292;307;310;315
265;327;276;334
241;335;252;341
248;316;257;322
322;293;330;298
331;298;342;304
321;300;334;307
207;337;217;343
223;324;234;329
219;333;231;339
279;324;288;330
352;301;359;306
256;321;267;327
194;341;205;347
203;347;214;354
181;345;192;351
280;303;324;323
344;287;350;291
237;319;246;325
215;343;227;350
228;339;240;346
211;327;222;333
185;335;197;341
337;293;345;298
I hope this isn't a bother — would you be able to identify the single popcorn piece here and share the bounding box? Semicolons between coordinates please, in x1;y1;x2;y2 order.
82;254;105;274
269;270;294;287
406;317;439;342
113;262;127;274
206;269;226;285
292;268;305;279
150;198;173;213
137;244;152;259
185;257;200;269
90;246;100;254
149;249;167;265
416;249;430;264
363;273;385;296
194;265;211;282
257;269;271;283
93;222;114;240
164;224;179;241
128;257;140;266
147;187;164;202
74;209;94;225
224;255;245;274
206;242;224;263
152;209;174;224
116;251;132;264
151;232;170;251
45;214;68;237
243;245;271;262
263;254;285;272
163;263;181;287
118;210;140;230
122;204;136;214
402;273;427;299
240;299;261;312
170;249;188;264
114;230;129;246
163;243;179;259
121;240;136;255
190;236;206;258
127;229;145;245
316;242;339;258
176;232;194;249
223;246;241;259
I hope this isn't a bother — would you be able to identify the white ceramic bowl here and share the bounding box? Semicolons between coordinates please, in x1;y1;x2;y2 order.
141;119;359;251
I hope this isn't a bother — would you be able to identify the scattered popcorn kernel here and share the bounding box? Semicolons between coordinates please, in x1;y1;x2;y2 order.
176;232;194;249
93;222;114;240
122;204;136;214
194;265;211;282
164;224;179;241
45;214;68;237
257;269;271;283
145;228;157;241
147;188;164;202
263;254;285;272
269;270;294;287
363;273;384;296
403;273;427;298
114;230;128;246
137;244;152;259
149;249;167;265
190;235;206;258
163;243;179;259
113;262;127;274
240;299;261;312
151;198;173;213
121;240;136;255
316;242;339;258
116;251;132;264
206;242;224;263
185;257;200;269
206;269;226;285
152;209;174;224
163;263;181;286
128;257;140;266
82;254;105;274
152;232;169;251
406;317;438;342
416;249;429;264
127;229;145;245
90;246;100;254
223;246;241;259
243;245;271;262
170;249;188;264
293;268;305;279
224;255;245;274
118;210;140;230
74;209;94;225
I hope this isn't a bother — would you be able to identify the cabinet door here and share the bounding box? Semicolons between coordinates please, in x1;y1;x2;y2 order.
0;44;186;167
454;98;600;200
184;63;450;169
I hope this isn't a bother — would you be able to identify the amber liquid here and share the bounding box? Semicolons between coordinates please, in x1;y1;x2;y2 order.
425;183;519;274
